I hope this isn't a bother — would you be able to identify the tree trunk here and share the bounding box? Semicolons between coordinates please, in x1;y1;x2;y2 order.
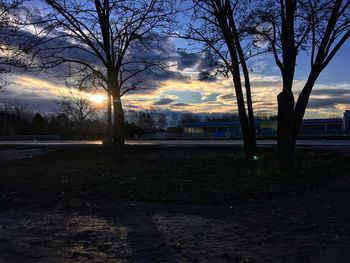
106;93;113;146
227;47;256;159
107;67;124;159
277;90;295;171
245;130;257;159
234;92;256;159
241;73;257;159
229;13;257;158
277;72;319;171
231;78;256;159
113;95;125;159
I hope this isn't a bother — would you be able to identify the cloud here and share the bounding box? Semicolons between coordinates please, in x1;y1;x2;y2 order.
219;94;235;100
153;98;175;105
5;69;350;118
198;71;217;82
3;3;350;119
251;79;282;88
172;103;190;107
311;87;350;97
308;97;350;109
176;51;203;70
201;92;220;102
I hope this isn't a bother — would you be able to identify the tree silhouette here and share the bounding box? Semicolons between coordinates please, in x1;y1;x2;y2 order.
0;0;33;87
31;112;48;134
156;113;168;131
182;0;259;158
251;0;350;169
56;90;97;136
136;111;156;132
27;0;175;158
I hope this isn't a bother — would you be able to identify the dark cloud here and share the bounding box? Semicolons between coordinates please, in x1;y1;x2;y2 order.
220;94;235;100
176;51;203;70
308;96;350;109
172;103;190;107
176;50;220;82
2;3;191;93
153;98;174;105
0;96;56;113
197;51;219;72
311;88;350;97
198;71;217;82
308;87;350;109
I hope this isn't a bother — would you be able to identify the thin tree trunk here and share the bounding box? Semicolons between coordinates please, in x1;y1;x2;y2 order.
227;5;257;157
238;57;257;158
196;1;257;159
232;77;255;159
223;39;255;158
230;71;256;159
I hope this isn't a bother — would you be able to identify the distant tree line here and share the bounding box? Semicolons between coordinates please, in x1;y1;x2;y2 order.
0;102;105;139
1;101;282;139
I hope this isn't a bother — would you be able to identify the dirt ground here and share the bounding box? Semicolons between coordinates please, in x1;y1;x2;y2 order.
1;178;350;263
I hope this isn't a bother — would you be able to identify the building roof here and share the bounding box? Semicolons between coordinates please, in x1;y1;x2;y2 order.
183;121;241;127
301;118;342;124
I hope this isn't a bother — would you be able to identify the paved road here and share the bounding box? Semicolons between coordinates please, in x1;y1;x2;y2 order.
0;140;103;146
1;139;350;147
127;139;350;147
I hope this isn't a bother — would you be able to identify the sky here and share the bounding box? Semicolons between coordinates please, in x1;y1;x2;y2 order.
0;1;349;119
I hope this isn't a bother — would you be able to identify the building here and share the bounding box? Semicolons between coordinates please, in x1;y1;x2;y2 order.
183;121;241;138
300;118;343;132
182;110;350;139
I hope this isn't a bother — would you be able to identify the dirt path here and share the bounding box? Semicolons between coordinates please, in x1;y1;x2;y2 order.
1;179;350;263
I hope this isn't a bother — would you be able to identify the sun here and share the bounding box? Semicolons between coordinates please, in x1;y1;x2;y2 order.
89;94;106;104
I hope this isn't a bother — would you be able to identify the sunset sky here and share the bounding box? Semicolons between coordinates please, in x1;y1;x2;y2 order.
0;1;349;118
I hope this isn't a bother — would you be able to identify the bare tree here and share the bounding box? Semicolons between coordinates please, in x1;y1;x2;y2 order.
26;0;175;157
0;0;19;73
56;90;97;135
0;0;31;87
251;0;350;169
181;0;259;158
157;113;168;131
136;111;156;132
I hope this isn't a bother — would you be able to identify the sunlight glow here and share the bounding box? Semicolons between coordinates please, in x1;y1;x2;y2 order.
89;94;107;104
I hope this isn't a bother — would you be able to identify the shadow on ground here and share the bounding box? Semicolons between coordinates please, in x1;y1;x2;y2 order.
1;179;350;263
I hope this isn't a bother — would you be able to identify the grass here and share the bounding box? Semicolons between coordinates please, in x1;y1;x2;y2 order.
0;146;349;206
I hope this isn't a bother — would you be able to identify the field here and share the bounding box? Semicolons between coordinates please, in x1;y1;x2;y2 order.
1;146;349;206
1;146;350;262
